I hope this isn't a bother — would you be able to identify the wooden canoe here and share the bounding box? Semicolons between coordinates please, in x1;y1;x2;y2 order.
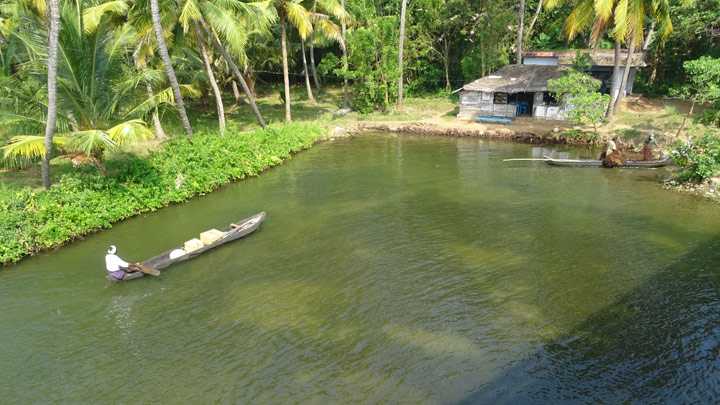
107;212;266;282
544;156;672;168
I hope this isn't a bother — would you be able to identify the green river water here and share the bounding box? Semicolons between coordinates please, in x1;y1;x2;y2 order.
2;134;720;403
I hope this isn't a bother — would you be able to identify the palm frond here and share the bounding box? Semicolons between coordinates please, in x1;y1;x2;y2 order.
179;0;202;33
202;1;250;57
285;1;313;39
65;130;116;155
106;119;153;145
125;84;201;117
565;0;595;40
612;0;629;42
1;134;69;168
316;0;348;22
83;1;129;33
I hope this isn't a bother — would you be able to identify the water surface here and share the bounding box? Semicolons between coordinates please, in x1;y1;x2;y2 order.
2;135;720;403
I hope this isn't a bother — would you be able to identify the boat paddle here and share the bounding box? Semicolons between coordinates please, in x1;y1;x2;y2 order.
129;263;161;277
502;158;550;162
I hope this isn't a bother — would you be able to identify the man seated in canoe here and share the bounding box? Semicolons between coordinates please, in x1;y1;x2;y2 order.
642;133;657;161
599;137;624;168
105;245;140;280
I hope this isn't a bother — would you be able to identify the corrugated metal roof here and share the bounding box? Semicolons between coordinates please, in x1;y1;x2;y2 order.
462;65;567;93
524;49;646;67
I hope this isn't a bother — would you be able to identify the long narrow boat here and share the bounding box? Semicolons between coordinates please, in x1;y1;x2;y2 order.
108;212;266;282
544;156;673;168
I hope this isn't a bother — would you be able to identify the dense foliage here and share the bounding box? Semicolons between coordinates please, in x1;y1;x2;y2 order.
672;132;720;182
0;123;325;264
548;70;609;133
680;56;720;126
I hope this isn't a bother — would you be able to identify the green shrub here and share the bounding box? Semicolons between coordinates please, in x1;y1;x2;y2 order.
671;132;720;182
0;123;326;265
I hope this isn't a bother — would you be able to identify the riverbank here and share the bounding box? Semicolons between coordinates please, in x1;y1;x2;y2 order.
1;91;717;264
0;123;326;265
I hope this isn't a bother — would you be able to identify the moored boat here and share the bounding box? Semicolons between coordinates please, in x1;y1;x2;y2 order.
544;157;602;167
543;155;673;168
108;212;266;282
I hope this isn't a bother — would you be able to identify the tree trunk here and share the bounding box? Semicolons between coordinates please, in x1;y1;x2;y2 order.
674;100;695;139
42;0;60;189
341;0;349;108
516;0;525;64
280;13;292;122
613;33;637;113
199;18;266;128
606;40;622;119
194;25;225;135
642;22;656;51
443;38;451;91
309;0;321;91
245;66;257;97
309;39;321;91
480;37;486;76
146;82;167;139
231;80;242;104
150;0;193;137
397;0;407;108
301;40;316;104
525;0;543;43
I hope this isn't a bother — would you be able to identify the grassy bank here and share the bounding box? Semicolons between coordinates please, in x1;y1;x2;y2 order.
0;123;326;265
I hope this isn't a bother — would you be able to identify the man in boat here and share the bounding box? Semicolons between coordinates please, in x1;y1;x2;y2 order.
105;245;138;280
600;137;624;168
642;132;657;161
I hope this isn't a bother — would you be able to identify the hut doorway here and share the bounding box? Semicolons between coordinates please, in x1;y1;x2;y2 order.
509;92;534;116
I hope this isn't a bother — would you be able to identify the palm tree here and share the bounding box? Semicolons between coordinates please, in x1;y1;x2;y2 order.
270;0;313;122
517;0;525;64
150;0;193;137
42;0;60;189
1;2;157;171
554;0;671;118
300;39;316;104
178;0;272;128
611;0;671;112
301;0;347;104
397;0;407;109
192;24;226;134
340;0;349;108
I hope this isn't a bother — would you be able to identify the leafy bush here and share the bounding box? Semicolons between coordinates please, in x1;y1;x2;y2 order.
0;123;326;265
548;71;609;133
671;132;720;182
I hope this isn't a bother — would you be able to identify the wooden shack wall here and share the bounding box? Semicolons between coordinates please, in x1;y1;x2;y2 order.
458;91;517;119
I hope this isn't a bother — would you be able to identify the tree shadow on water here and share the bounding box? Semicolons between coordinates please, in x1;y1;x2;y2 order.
459;235;720;404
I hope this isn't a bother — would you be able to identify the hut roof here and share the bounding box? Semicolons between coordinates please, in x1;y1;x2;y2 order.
462;65;567;93
524;49;646;67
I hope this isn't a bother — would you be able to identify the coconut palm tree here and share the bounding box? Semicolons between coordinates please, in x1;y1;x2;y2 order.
42;0;60;189
517;0;525;64
150;0;193;137
1;2;158;171
300;0;347;104
397;0;407;109
178;0;273;128
270;0;313;122
610;0;671;112
552;0;672;118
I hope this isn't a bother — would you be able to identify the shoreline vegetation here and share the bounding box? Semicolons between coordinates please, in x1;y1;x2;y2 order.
0;123;325;265
1;91;719;266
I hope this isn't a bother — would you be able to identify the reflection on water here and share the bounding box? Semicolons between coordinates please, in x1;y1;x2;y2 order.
1;134;718;403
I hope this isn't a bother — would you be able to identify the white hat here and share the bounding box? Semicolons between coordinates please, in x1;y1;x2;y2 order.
107;245;117;254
